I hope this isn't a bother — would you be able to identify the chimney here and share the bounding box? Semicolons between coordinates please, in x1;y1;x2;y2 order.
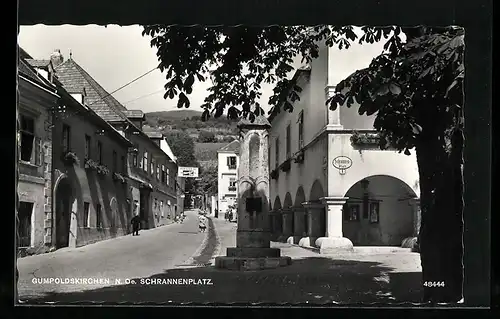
50;49;64;67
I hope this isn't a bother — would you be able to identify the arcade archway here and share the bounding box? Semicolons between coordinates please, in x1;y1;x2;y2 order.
309;180;326;236
342;175;418;246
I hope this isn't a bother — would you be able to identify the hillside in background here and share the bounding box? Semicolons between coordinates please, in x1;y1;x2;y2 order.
145;109;239;143
147;109;203;120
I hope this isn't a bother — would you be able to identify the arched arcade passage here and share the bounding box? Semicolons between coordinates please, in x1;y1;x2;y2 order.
342;175;419;246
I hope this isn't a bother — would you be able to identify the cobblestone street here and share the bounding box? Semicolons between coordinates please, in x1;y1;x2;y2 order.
19;213;423;305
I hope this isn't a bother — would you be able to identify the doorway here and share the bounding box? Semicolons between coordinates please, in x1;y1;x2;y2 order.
55;178;72;248
17;201;33;248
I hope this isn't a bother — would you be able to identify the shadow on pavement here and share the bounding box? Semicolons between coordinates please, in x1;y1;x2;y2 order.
22;257;423;306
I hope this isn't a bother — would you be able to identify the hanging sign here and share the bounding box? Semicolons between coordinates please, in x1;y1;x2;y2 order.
177;167;199;178
332;156;352;175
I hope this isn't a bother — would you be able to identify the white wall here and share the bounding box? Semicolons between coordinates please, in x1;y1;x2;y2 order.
217;151;239;214
268;68;329;208
327;133;419;198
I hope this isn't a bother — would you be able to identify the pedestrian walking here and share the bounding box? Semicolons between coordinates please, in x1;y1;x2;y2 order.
198;214;207;233
131;215;141;236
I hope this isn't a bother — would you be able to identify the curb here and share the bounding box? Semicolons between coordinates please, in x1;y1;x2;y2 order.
183;216;212;266
208;217;222;265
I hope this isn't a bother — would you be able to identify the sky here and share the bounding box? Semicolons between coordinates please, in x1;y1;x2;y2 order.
18;25;390;114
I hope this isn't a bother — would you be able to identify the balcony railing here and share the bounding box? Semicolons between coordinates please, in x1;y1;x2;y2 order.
228;186;237;192
228;165;237;170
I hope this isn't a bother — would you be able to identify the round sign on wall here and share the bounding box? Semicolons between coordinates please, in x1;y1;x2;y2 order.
332;156;353;175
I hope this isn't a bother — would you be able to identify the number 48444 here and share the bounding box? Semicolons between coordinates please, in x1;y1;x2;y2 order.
423;281;445;287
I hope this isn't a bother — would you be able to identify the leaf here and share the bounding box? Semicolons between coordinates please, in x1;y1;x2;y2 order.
196;73;205;82
444;79;459;98
389;83;401;95
184;74;195;90
177;92;189;108
404;149;411;156
376;84;390;96
201;109;210;122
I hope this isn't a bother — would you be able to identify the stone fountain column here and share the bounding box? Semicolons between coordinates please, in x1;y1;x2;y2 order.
215;115;292;270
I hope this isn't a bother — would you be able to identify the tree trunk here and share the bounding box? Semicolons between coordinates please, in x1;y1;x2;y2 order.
416;127;464;303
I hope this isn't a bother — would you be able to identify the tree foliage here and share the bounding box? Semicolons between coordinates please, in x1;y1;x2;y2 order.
197;130;218;143
195;165;218;195
163;130;197;167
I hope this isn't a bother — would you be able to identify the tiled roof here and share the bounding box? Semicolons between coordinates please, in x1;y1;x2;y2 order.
218;140;240;153
18;48;54;89
53;58;129;122
237;114;271;128
123;110;145;119
25;59;51;68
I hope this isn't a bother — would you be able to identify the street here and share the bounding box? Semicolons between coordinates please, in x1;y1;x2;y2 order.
18;210;424;305
17;210;211;300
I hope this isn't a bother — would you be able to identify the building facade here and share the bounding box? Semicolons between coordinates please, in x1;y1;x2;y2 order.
25;49;182;251
268;44;421;253
141;125;180;226
25;49;135;249
217;140;240;218
17;49;59;254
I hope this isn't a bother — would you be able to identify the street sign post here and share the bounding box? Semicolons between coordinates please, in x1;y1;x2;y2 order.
177;167;199;178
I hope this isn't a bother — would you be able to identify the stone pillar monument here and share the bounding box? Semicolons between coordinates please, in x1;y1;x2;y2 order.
215;115;292;270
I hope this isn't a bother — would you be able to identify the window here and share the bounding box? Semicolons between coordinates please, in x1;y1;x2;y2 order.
275;137;280;168
166;168;170;186
150;159;155;175
298;111;304;149
143;151;148;172
83;202;90;228
112;151;117;172
161;164;166;183
85;135;91;159
227;156;237;169
19;114;42;165
156;164;160;180
160;200;164;217
344;204;360;222
369;202;380;223
229;178;237;187
286;124;291;159
121;156;126;174
229;177;237;191
132;152;138;167
96;203;102;228
97;141;103;164
17;202;33;247
62;124;71;153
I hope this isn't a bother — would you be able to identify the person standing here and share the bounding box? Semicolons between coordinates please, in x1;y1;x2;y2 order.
131;215;141;236
198;214;207;233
